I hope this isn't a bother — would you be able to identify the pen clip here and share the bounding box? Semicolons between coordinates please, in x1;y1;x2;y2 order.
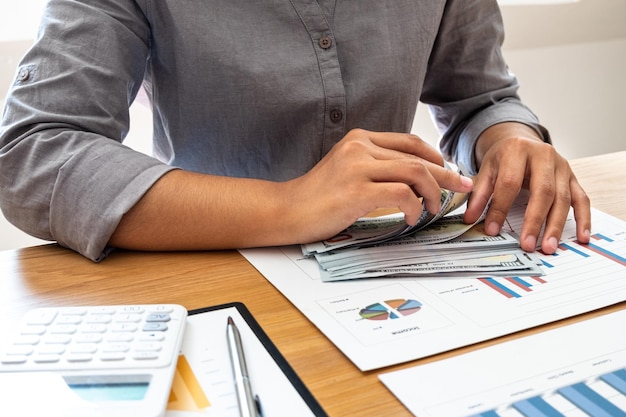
255;394;263;417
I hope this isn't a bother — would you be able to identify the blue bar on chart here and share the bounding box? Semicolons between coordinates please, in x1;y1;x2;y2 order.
600;369;626;395
511;396;565;417
557;242;590;258
471;411;500;417
557;382;626;417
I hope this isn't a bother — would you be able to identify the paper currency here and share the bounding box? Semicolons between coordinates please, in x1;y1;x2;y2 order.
302;188;471;255
301;189;547;281
319;249;543;282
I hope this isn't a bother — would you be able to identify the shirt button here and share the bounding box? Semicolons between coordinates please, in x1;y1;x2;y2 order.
319;36;333;49
18;68;30;82
329;108;343;123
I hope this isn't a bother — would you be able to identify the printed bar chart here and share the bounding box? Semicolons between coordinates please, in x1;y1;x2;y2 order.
379;310;626;417
475;232;625;300
472;370;626;417
474;369;626;417
511;396;564;417
557;382;624;417
477;276;547;299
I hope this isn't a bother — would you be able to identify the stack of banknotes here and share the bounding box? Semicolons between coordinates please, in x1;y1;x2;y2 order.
302;189;543;282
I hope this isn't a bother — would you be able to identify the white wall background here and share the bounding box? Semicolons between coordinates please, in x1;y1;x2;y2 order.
413;0;626;160
1;0;625;251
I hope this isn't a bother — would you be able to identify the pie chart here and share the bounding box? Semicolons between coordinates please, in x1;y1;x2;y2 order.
359;299;422;321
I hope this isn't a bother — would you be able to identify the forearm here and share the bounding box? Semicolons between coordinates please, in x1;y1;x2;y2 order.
108;170;303;251
109;129;476;253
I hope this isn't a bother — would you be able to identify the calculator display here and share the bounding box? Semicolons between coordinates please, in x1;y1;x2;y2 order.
67;380;150;401
63;374;152;402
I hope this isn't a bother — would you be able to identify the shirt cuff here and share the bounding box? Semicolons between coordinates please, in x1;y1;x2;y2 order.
455;100;551;176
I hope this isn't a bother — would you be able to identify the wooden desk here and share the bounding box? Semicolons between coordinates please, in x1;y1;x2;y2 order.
1;151;625;417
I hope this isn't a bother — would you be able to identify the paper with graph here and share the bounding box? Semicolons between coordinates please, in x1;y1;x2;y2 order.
379;309;626;417
240;191;626;371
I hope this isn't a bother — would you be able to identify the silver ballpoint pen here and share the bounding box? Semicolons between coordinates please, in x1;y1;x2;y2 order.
227;316;262;417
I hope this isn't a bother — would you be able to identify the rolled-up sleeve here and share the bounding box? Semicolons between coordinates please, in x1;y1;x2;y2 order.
421;0;550;175
0;0;175;261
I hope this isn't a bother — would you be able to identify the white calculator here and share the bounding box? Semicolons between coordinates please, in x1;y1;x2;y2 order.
0;304;187;417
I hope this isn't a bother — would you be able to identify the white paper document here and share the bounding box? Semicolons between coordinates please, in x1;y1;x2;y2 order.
240;195;626;371
165;304;323;416
379;309;626;417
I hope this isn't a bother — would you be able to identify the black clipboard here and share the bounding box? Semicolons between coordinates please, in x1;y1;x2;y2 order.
187;302;328;417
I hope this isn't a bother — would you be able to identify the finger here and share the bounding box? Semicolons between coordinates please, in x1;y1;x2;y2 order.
517;166;558;252
367;159;444;215
464;171;495;225
427;162;474;194
369;158;474;213
365;181;425;226
536;172;570;254
347;131;471;194
483;160;526;237
571;177;591;244
366;131;444;166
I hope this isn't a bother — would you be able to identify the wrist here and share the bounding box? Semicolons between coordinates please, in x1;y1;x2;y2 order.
475;122;545;167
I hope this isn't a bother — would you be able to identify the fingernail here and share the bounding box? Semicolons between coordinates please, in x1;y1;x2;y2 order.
546;236;558;253
460;175;473;188
523;235;537;250
485;221;500;236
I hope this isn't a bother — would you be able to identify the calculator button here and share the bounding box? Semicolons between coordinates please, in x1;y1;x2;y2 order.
69;344;98;354
89;307;116;314
132;351;159;360
66;354;93;362
13;335;41;345
143;323;168;332
25;310;57;325
0;355;28;364
50;325;78;334
115;314;142;323
6;345;34;356
99;352;126;361
134;343;162;352
105;333;134;343
121;306;145;314
44;334;72;344
139;332;165;342
59;308;88;316
80;324;107;333
74;334;103;344
146;313;171;322
36;345;66;355
101;343;130;353
110;323;138;332
149;305;174;313
85;314;113;324
56;315;83;325
32;354;61;363
20;325;47;335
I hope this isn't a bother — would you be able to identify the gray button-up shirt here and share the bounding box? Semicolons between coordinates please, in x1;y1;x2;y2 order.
0;0;547;261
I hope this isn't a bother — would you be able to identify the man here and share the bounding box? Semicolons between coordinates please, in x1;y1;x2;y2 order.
0;0;590;261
